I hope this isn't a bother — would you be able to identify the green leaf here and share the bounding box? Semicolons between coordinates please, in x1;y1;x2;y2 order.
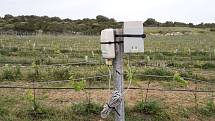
69;79;86;91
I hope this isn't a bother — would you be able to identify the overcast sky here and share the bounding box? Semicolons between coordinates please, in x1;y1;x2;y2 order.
0;0;214;24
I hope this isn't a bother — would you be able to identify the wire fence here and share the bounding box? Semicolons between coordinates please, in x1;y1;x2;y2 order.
0;74;214;91
1;73;214;116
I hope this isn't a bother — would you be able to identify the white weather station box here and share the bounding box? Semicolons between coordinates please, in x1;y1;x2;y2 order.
123;21;144;53
100;21;145;59
100;29;115;58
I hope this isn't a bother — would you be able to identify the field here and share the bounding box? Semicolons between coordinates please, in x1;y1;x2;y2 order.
0;27;215;121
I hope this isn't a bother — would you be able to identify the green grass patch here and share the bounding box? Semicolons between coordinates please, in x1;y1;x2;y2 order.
133;100;172;121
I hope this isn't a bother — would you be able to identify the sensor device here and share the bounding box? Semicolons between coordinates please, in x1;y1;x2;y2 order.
123;21;144;53
100;29;115;59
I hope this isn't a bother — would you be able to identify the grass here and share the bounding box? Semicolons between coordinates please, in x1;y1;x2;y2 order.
198;100;215;117
0;27;215;120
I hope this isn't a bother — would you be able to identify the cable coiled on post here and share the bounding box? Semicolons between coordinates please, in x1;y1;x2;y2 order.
101;56;133;119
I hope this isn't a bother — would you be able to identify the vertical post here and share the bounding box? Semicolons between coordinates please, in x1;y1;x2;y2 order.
113;29;125;121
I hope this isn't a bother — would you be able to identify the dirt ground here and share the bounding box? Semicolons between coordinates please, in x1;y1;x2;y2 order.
38;87;214;108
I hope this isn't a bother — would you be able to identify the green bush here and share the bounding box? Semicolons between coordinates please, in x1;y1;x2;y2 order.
173;72;188;88
179;107;191;118
161;72;189;89
2;67;15;81
16;102;52;120
48;66;70;80
133;100;171;121
139;68;174;81
202;62;215;69
135;68;174;80
144;68;173;76
71;102;102;115
10;47;18;52
134;101;162;114
199;100;215;117
0;106;8;117
1;64;22;81
69;77;86;91
14;66;22;79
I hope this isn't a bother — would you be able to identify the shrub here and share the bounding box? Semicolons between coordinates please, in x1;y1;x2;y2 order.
144;68;173;76
210;28;215;32
69;77;86;91
10;47;18;52
48;66;70;80
132;68;174;81
133;100;171;121
1;66;15;81
1;64;22;81
16;102;51;119
202;62;215;69
14;66;22;79
173;72;188;88
199;100;215;117
161;72;189;89
179;107;190;118
0;106;8;117
22;90;50;119
71;102;102;115
134;101;162;114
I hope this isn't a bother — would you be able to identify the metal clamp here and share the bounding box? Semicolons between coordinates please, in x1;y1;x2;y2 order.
115;34;146;38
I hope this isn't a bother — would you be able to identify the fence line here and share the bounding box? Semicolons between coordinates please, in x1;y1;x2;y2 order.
0;85;214;93
0;74;214;87
0;74;214;89
28;74;214;85
0;60;102;67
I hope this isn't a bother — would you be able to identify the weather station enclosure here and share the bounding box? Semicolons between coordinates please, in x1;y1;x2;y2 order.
100;29;115;58
100;21;146;121
100;21;145;59
123;21;144;53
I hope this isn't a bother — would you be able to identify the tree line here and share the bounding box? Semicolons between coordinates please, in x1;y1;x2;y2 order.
0;14;214;35
143;18;215;28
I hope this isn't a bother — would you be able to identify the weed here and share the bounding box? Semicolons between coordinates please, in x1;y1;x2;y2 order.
144;68;173;76
173;72;188;88
199;100;215;117
0;105;8;117
134;100;162;114
140;67;174;81
133;100;171;121
2;64;15;81
1;64;22;81
71;102;102;115
202;62;215;69
69;76;86;91
48;66;70;80
178;107;191;118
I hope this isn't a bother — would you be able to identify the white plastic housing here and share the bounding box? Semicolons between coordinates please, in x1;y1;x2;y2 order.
123;21;144;53
100;29;115;58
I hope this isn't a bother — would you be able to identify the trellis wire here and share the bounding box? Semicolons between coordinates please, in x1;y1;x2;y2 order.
0;86;214;93
0;73;214;87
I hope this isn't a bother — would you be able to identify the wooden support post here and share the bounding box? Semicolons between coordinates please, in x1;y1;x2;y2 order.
113;29;125;121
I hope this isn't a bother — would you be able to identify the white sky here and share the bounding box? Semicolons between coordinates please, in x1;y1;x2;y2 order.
0;0;214;24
